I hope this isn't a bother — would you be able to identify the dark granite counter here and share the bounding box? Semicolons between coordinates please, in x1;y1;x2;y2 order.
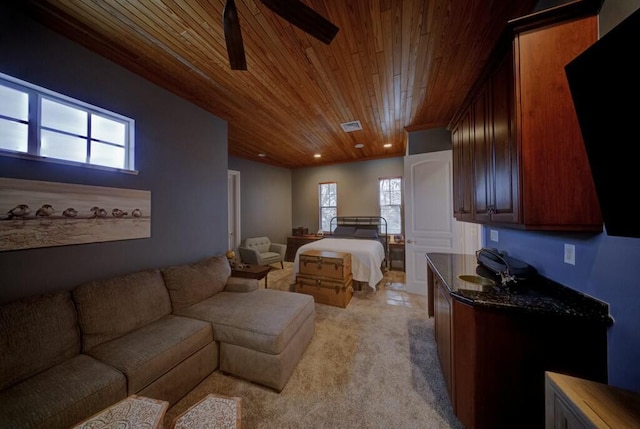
426;252;613;325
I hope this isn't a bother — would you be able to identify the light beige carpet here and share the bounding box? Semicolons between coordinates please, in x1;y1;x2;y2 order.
163;263;463;428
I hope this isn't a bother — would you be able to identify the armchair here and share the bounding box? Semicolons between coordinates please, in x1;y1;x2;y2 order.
239;237;287;268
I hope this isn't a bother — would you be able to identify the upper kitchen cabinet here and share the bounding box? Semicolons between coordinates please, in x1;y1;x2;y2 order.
452;109;474;222
450;0;603;232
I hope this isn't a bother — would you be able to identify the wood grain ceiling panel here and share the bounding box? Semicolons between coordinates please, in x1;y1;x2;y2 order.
16;0;538;168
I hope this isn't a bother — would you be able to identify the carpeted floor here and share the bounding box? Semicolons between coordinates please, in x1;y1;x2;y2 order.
163;262;464;428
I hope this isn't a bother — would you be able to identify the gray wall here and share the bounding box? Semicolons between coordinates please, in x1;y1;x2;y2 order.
0;5;229;304
407;128;452;155
228;157;292;245
291;157;403;233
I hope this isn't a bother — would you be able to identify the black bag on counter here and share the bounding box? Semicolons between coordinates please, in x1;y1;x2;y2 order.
476;248;537;281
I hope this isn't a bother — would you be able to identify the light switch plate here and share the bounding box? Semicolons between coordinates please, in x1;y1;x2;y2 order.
490;230;499;242
564;243;576;265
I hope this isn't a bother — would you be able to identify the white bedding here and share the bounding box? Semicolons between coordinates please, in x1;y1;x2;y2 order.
293;237;385;291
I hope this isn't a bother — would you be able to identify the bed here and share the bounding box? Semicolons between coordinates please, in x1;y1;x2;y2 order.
293;216;388;291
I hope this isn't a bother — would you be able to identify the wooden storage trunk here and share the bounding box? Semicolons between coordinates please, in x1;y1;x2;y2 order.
295;273;353;308
299;250;352;280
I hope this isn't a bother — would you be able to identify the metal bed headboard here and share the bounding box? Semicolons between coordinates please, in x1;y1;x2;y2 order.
329;216;389;264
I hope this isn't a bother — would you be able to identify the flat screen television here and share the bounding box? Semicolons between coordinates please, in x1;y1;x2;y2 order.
565;7;640;238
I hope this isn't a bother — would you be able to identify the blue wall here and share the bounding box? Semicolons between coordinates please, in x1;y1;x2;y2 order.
0;5;229;304
483;227;640;391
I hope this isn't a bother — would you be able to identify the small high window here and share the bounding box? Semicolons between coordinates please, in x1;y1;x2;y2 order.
379;177;402;234
318;182;337;232
0;72;135;172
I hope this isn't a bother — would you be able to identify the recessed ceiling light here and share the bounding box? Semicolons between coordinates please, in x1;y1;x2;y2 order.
314;154;322;158
384;143;392;148
354;143;364;149
258;153;266;157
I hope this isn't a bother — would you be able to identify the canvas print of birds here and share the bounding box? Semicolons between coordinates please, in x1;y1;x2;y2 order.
0;178;151;251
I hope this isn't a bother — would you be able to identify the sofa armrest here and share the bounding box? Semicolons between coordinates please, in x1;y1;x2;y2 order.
225;277;259;292
238;247;262;265
269;243;286;257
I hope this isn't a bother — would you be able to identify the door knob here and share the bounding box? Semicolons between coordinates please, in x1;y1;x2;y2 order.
406;239;413;243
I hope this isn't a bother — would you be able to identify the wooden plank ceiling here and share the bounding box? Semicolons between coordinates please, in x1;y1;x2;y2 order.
18;0;538;168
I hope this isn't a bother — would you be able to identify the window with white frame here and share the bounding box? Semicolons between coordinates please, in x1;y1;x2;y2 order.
318;182;337;232
379;177;402;234
0;73;135;172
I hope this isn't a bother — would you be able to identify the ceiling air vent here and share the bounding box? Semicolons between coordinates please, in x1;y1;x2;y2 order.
340;120;363;132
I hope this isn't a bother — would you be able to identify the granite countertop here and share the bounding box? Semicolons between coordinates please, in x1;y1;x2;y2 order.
426;252;613;325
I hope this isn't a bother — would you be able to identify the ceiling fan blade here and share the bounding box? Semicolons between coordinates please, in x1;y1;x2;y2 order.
260;0;339;44
223;0;247;70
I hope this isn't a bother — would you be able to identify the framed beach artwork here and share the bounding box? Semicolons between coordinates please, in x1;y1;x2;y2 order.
0;177;151;252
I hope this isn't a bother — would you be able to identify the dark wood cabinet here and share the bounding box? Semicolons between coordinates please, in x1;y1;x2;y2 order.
427;261;609;429
488;52;519;224
451;2;602;232
472;84;492;224
452;110;474;221
433;275;453;401
284;236;323;262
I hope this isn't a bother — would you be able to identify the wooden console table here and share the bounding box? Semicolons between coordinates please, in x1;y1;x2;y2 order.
285;235;323;262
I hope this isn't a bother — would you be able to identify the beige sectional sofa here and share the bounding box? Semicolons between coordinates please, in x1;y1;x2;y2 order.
0;255;315;429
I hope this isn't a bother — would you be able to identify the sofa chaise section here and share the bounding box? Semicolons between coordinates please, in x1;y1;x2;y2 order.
72;268;217;406
184;288;315;391
163;255;315;392
0;291;126;429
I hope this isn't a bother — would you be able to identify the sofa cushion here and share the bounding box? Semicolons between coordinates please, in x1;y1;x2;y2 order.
0;354;126;429
225;276;259;293
0;291;81;391
86;314;214;394
72;269;172;352
174;289;315;355
162;255;231;311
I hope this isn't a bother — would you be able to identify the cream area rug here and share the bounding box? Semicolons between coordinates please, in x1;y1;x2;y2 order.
163;262;464;429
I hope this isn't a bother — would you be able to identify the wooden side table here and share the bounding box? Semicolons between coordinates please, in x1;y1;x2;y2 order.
172;394;242;429
72;395;168;429
231;264;271;288
388;241;405;271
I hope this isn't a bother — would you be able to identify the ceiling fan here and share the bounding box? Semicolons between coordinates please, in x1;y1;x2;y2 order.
223;0;340;70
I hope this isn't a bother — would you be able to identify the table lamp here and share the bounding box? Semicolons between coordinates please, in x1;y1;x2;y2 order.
225;249;235;266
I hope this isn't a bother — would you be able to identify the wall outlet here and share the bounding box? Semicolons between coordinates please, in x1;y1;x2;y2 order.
490;230;499;242
564;243;576;265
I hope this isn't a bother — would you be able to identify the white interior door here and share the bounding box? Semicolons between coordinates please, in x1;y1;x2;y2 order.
228;170;241;252
403;150;481;295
